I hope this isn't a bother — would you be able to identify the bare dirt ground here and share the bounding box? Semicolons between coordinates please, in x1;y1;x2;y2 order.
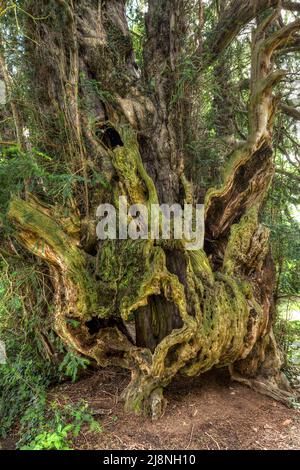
2;368;300;450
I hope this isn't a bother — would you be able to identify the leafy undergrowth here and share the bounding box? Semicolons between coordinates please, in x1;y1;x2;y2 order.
0;258;91;442
287;321;300;366
19;398;102;450
0;145;107;445
276;318;300;367
2;368;300;451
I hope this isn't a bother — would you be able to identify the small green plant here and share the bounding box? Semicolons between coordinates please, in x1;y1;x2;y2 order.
0;146;92;212
18;398;102;450
20;426;73;451
58;351;90;383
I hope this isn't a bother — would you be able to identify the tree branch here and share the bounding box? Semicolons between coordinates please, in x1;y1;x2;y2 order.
276;169;300;182
205;9;300;239
279;102;300;120
53;0;73;23
263;18;300;53
277;294;300;301
0;141;17;146
282;1;300;12
0;40;25;150
201;0;300;65
201;0;280;65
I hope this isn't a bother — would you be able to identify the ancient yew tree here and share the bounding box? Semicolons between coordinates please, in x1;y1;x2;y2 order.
1;0;300;418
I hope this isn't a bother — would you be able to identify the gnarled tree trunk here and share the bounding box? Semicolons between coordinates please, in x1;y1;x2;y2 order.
5;0;299;417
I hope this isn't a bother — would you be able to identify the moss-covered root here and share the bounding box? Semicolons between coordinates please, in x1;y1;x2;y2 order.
122;369;166;421
8;196;290;418
7;195;101;356
229;331;297;406
230;372;298;408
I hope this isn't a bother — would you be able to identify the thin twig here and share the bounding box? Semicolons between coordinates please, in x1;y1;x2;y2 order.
185;423;195;450
205;431;221;450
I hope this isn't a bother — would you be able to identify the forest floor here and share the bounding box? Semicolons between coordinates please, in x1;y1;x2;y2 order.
2;368;300;450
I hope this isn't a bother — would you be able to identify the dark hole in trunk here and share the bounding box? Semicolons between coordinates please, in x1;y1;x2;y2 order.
96;124;124;150
135;294;183;353
85;316;136;345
